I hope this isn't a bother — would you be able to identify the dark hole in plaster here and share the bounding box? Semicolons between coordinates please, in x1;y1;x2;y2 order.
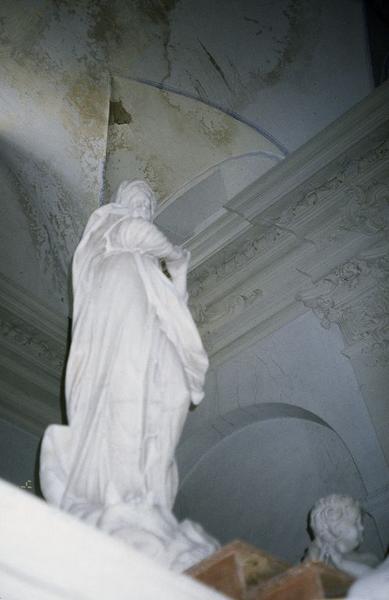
109;100;132;125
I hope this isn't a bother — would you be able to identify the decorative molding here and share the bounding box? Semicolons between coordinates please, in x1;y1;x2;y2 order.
223;81;389;223
188;224;283;298
189;146;389;310
190;287;263;329
296;242;389;366
340;181;389;235
254;142;389;235
185;83;389;366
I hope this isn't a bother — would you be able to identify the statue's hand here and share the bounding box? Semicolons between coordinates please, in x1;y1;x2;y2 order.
166;247;190;300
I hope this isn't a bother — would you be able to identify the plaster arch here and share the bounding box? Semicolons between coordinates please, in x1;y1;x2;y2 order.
177;402;364;486
175;403;382;562
104;76;285;207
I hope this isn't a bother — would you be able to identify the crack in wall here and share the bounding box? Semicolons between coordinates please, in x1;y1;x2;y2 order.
198;39;232;92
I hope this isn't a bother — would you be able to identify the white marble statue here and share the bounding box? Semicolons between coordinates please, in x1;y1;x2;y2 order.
40;180;219;571
347;556;389;599
306;494;379;577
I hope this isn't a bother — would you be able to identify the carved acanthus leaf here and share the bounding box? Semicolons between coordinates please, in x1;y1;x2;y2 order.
296;243;389;363
340;182;389;235
296;259;367;328
342;292;389;366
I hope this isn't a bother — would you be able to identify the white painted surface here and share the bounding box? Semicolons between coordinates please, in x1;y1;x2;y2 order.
348;557;389;600
0;479;226;600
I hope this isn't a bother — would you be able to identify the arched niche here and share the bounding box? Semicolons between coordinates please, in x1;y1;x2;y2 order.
175;403;381;562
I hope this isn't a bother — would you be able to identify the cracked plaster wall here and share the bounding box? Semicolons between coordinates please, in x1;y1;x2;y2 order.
104;0;372;151
0;0;110;313
105;76;284;206
0;0;372;314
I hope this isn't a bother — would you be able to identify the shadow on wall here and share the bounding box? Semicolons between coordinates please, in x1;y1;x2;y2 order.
0;136;86;313
174;403;382;563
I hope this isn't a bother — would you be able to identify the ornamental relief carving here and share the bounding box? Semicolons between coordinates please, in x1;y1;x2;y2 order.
189;140;388;306
347;296;389;346
0;313;66;371
295;257;370;329
190;287;263;330
296;244;389;363
189;226;283;298
271;139;389;232
340;182;389;235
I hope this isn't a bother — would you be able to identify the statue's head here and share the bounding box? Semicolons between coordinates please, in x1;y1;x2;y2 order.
310;494;364;555
112;180;157;221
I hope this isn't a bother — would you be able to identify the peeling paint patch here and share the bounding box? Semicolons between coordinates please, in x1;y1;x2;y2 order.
109;100;132;125
199;117;233;148
259;0;305;86
136;0;177;25
67;77;107;125
89;1;122;46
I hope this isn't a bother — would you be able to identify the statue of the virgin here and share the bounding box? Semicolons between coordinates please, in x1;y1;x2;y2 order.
40;180;218;571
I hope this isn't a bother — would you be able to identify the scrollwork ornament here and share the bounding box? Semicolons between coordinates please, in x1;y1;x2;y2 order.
189;226;282;297
341;183;389;235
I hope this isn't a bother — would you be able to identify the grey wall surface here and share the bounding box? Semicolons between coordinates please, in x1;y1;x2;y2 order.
0;418;40;494
175;416;381;563
175;311;387;560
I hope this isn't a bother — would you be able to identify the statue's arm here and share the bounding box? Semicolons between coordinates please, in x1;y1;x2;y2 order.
129;220;190;300
165;248;190;301
112;218;189;300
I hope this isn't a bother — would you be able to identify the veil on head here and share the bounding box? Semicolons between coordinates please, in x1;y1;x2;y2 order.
111;180;157;215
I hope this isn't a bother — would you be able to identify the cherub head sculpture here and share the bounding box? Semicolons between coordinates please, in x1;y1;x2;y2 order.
112;180;157;221
309;494;364;561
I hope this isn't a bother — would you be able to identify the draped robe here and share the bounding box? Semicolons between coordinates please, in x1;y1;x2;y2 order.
40;204;209;522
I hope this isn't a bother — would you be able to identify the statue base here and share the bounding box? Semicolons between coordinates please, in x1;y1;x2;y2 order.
187;540;354;599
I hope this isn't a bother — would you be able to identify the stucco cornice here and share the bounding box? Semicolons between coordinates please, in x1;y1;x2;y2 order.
187;82;389;365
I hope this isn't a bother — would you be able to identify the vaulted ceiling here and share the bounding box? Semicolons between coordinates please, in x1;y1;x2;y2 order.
0;0;373;314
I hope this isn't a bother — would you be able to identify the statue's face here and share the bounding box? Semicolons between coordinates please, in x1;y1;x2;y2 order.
115;181;155;221
128;192;154;221
333;508;364;554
